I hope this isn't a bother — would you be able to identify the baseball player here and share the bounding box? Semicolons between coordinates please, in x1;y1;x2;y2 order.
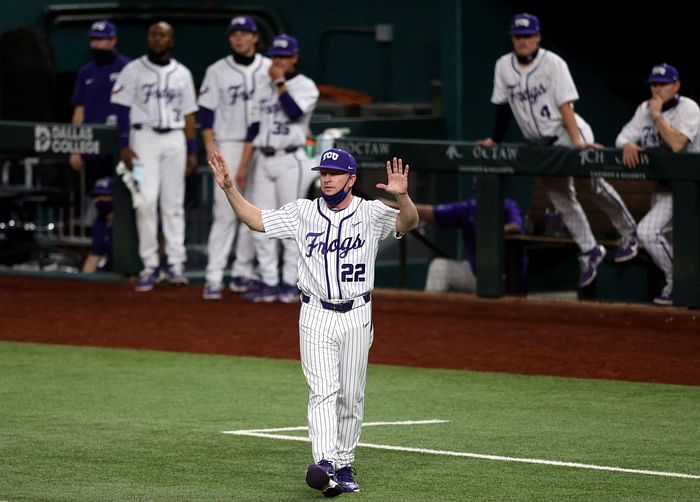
110;21;198;291
235;33;320;303
208;147;419;496
198;15;271;300
478;13;638;288
69;20;130;217
615;63;700;305
420;198;526;294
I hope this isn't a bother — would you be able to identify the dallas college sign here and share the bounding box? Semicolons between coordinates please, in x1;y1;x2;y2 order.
34;125;101;155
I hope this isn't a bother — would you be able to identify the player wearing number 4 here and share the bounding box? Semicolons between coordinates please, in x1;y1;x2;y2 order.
111;22;198;292
478;13;638;288
208;147;419;497
235;33;320;303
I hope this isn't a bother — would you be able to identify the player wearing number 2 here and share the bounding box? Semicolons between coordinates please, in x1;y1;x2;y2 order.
111;21;198;291
478;13;638;288
235;34;320;303
208;147;419;496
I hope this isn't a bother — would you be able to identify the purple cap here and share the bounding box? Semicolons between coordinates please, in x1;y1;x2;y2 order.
268;34;299;57
88;20;117;39
509;13;540;36
228;15;258;33
312;148;357;174
647;63;680;84
91;176;113;196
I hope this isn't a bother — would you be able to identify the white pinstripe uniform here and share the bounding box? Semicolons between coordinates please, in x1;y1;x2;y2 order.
491;48;637;253
262;196;400;467
198;53;271;286
615;94;700;290
249;69;319;288
111;56;198;270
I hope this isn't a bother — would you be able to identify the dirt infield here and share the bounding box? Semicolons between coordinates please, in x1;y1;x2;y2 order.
1;276;699;386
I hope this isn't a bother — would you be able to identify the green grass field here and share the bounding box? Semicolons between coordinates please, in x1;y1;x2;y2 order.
1;341;698;501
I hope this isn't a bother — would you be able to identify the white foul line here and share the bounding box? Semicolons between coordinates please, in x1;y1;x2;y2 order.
222;419;700;480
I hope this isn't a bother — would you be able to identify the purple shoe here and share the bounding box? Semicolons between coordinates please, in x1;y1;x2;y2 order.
229;276;256;293
653;284;673;306
306;460;341;497
336;465;360;493
242;283;278;303
614;235;639;263
578;245;606;287
202;283;223;300
277;283;300;303
135;267;160;292
167;265;188;286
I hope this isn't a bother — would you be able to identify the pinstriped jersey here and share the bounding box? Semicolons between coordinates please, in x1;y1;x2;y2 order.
111;56;198;129
261;196;400;300
615;96;700;153
491;48;588;142
197;54;271;142
251;73;319;149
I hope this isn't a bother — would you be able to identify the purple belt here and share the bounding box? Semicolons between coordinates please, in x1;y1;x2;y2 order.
301;293;371;313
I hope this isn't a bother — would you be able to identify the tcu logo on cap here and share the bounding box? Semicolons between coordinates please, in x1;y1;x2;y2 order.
274;39;289;48
231;16;246;26
322;151;339;161
514;18;530;28
652;66;666;76
91;21;107;31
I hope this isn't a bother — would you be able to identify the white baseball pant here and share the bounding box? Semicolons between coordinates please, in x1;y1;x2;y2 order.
637;192;673;286
205;141;257;285
425;258;476;293
300;299;373;467
131;128;186;270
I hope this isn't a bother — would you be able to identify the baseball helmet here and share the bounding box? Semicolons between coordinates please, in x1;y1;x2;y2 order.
89;20;117;39
268;34;299;57
228;15;258;33
91;176;114;197
509;13;540;36
647;63;680;84
312;148;357;175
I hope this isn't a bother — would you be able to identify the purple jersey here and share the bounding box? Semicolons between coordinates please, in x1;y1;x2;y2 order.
433;197;523;275
71;55;130;125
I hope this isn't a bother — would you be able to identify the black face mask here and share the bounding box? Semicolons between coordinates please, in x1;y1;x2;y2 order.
95;200;113;219
91;48;116;66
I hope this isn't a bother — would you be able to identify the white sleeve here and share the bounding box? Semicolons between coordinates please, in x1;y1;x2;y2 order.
288;77;319;115
261;201;299;239
110;62;135;107
615;103;646;148
551;56;579;107
369;200;401;240
490;59;508;105
197;65;218;110
675;100;700;144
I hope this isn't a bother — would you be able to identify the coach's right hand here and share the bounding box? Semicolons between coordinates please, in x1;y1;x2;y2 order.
120;147;137;170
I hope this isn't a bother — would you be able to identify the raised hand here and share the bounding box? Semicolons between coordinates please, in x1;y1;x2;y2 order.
376;157;409;196
208;151;234;191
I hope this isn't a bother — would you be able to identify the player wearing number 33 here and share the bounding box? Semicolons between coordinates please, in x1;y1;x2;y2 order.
208;147;419;496
478;13;638;288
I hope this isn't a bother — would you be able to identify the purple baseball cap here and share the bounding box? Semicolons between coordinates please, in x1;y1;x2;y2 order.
228;15;258;33
312;148;357;174
268;34;299;57
88;20;117;39
509;13;540;36
647;63;680;84
91;176;113;196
